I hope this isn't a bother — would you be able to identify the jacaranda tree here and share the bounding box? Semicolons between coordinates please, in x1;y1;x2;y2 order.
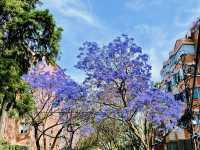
76;35;183;150
22;61;89;150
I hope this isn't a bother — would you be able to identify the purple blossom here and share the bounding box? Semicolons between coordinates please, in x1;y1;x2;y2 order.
76;35;183;133
22;60;87;120
76;34;151;96
80;124;95;137
128;88;184;129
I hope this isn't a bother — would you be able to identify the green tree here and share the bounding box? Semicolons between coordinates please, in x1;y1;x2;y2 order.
76;119;144;150
0;0;63;134
153;82;161;88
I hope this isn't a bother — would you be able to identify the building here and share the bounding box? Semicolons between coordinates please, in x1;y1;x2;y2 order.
160;20;200;149
0;112;35;149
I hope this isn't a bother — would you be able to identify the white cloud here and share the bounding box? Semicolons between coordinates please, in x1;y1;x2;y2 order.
60;8;95;26
148;48;163;81
45;0;102;28
125;0;145;10
174;1;200;28
125;0;162;11
131;24;170;81
133;24;167;48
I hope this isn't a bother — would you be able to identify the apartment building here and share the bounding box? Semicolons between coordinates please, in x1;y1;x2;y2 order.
160;20;200;149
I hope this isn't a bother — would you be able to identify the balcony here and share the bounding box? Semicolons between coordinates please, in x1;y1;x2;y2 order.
170;44;195;66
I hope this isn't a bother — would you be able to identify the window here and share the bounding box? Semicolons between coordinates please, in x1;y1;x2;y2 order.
184;65;195;75
49;143;52;149
174;92;186;102
170;44;195;66
19;122;29;134
166;81;172;92
182;45;195;54
167;140;192;150
179;69;184;80
193;87;200;99
174;94;179;101
194;112;200;125
170;56;176;65
172;72;182;85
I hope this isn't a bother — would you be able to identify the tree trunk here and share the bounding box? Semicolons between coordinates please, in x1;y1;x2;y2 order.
43;137;46;150
42;124;47;150
126;121;149;150
0;99;6;139
34;124;41;150
68;130;75;150
50;126;64;150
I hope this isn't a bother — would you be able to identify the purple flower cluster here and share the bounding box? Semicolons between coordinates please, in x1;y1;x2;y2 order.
75;34;151;93
22;60;87;112
21;34;184;137
76;34;183;132
127;88;184;129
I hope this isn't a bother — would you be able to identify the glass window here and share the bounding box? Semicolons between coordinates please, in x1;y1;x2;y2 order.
166;81;172;92
184;65;195;74
167;140;192;150
167;142;177;150
171;44;195;66
194;112;200;125
19;122;29;134
172;72;181;85
179;69;184;80
177;72;181;82
182;45;195;54
174;92;186;102
193;87;200;99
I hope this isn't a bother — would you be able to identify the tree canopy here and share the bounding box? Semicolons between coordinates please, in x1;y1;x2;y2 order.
0;0;63;118
76;35;184;150
22;61;89;150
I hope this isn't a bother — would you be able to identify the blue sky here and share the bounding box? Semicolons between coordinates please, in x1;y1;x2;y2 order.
41;0;200;82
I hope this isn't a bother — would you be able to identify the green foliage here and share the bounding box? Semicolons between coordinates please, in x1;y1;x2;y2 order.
76;119;144;150
75;133;98;150
0;145;28;150
154;82;161;88
0;0;62;117
15;85;35;116
0;0;63;74
2;9;63;72
0;140;28;150
95;119;123;150
0;58;21;111
8;82;35;118
0;139;28;150
0;58;35;117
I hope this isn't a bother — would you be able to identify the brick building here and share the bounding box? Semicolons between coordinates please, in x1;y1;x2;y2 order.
160;20;200;149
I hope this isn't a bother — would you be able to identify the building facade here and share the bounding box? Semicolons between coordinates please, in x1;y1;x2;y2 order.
160;20;200;149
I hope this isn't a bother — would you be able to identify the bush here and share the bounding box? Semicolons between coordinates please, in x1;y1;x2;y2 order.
0;140;28;150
